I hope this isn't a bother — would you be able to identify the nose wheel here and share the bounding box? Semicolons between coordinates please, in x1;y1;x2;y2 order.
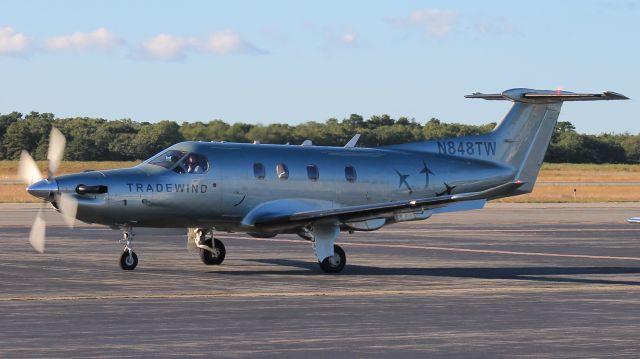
120;250;138;270
118;224;138;270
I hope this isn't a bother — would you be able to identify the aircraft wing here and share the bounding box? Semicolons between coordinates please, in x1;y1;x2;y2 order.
244;181;524;231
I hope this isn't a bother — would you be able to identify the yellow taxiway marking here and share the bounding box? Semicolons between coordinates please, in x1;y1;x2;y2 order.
345;242;640;261
3;284;640;302
381;228;638;233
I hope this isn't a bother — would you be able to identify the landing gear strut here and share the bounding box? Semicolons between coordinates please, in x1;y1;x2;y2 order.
307;223;346;274
195;229;226;265
119;224;138;270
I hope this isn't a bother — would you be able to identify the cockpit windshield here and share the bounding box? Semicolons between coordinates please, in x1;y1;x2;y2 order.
149;150;188;169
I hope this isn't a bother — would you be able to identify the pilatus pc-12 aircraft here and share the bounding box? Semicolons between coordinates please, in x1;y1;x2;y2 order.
19;88;628;273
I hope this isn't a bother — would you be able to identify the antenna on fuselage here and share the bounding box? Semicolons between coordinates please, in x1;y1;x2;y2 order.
301;140;313;146
344;134;361;148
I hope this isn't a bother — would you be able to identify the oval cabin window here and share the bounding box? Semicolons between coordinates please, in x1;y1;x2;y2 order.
254;163;265;179
276;163;289;180
345;165;357;183
307;164;319;181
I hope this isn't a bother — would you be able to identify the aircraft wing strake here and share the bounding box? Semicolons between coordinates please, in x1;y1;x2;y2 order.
251;181;525;229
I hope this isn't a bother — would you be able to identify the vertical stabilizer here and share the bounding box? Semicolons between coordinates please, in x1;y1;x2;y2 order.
467;88;628;194
385;88;628;196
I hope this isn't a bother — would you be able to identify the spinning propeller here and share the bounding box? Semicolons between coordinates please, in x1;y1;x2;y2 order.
18;127;78;253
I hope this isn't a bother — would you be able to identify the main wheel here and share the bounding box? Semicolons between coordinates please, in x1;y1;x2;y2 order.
199;238;226;265
120;250;138;270
318;245;346;273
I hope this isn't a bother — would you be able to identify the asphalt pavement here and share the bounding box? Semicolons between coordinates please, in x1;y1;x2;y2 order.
2;203;640;358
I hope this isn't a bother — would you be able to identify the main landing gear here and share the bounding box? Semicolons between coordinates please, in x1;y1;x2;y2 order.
194;229;226;265
119;224;138;270
318;244;346;273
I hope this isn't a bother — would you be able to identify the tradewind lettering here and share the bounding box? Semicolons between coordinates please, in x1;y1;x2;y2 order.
436;141;496;156
127;183;208;193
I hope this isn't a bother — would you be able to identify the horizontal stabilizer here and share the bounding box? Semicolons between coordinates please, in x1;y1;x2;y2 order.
466;88;629;104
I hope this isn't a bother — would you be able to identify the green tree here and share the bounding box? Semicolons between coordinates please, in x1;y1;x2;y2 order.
94;119;139;160
0;112;23;159
246;124;295;144
423;118;495;140
132;121;184;159
367;114;395;128
551;121;576;142
1;112;53;160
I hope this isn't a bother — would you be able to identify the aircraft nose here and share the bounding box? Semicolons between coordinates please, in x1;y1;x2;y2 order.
27;179;59;200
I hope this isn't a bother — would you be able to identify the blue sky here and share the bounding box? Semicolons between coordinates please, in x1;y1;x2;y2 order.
1;0;638;133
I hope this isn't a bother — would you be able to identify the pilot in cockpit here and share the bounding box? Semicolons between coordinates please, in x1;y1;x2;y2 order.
185;153;205;174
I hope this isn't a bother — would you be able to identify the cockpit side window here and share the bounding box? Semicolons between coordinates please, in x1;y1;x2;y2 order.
175;153;210;174
149;150;187;169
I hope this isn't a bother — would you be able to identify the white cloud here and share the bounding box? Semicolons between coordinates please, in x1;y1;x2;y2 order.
394;9;458;37
200;30;264;54
141;34;196;61
0;27;30;56
476;21;513;35
140;31;265;61
324;29;358;49
45;28;122;51
341;31;356;45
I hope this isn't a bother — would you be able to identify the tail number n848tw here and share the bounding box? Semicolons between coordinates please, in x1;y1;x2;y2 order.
437;141;496;156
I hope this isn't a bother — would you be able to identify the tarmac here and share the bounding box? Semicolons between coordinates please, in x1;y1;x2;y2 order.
2;202;640;358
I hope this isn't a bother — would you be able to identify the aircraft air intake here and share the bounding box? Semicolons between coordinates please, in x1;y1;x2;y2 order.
76;184;109;195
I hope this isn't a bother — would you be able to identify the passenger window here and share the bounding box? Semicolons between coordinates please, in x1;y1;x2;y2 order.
254;163;265;180
176;153;209;174
345;165;357;183
276;163;289;180
307;164;319;181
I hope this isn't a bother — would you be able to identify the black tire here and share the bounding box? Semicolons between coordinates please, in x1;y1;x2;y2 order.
120;250;138;270
318;245;346;273
199;238;226;265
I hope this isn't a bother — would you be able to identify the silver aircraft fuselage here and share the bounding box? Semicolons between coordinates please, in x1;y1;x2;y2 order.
23;88;628;271
55;141;513;230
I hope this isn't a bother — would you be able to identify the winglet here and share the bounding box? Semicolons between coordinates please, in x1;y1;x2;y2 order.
344;134;361;148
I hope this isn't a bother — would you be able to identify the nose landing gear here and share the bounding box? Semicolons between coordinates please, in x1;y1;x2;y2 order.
119;224;138;270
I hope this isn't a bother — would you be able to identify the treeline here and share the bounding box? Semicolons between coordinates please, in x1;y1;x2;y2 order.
0;111;639;163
